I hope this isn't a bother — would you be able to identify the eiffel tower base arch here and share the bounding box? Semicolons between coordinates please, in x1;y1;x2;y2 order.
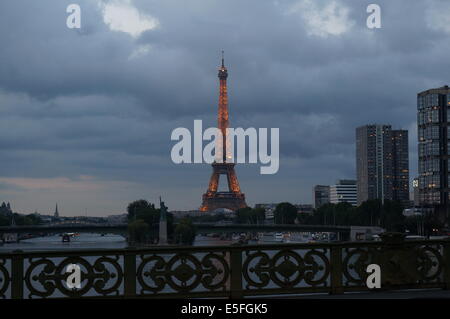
200;163;247;212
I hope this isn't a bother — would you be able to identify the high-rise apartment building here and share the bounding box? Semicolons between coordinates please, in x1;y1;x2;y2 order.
356;124;409;206
313;185;330;208
329;180;357;206
392;130;410;203
417;85;450;222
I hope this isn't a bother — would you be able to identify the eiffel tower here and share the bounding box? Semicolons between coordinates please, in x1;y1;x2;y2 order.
200;53;247;212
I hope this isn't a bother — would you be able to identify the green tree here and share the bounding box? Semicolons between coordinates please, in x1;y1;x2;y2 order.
296;212;311;225
381;200;405;231
313;203;335;225
22;213;42;225
355;200;382;226
174;217;196;245
235;207;252;224
128;219;150;243
274;202;297;224
127;199;155;221
335;202;354;225
235;207;266;224
252;208;266;224
126;199;174;243
0;214;9;226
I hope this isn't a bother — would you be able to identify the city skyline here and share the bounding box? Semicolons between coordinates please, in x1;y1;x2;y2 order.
1;1;450;216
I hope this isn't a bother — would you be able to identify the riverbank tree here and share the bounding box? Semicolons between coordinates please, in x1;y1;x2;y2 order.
126;199;174;243
174;217;197;245
235;207;265;224
274;202;298;224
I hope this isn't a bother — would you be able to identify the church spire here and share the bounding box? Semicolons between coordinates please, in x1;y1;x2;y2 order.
54;203;59;218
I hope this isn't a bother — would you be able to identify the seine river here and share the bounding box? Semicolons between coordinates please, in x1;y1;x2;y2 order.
0;233;128;252
0;233;309;252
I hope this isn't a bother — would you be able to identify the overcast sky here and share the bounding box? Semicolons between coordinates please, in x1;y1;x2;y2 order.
0;0;449;216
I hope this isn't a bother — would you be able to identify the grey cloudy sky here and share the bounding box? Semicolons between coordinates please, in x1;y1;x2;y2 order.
0;0;449;216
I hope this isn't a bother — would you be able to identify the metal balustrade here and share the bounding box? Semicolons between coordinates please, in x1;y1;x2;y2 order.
0;236;449;299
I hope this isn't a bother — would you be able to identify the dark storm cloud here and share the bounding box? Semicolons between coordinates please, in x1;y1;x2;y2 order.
0;0;449;214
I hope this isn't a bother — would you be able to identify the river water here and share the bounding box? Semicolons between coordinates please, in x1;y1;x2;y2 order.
0;233;127;252
0;233;313;252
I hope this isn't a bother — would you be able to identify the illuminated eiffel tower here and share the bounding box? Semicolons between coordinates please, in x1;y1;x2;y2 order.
200;53;247;212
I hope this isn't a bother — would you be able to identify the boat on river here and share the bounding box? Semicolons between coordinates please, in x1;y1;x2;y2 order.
61;232;79;242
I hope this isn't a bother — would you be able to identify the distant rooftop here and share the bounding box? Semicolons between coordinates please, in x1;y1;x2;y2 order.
418;85;450;96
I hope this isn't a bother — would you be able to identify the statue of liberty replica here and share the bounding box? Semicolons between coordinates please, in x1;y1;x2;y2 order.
159;197;168;245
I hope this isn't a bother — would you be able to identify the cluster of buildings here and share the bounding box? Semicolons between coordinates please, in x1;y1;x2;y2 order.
0;201;128;226
313;86;450;224
314;124;409;209
314;180;358;208
314;127;409;209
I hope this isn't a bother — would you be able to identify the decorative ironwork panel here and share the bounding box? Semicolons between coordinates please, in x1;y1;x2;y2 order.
0;238;448;299
342;246;378;287
23;255;123;298
415;244;444;284
379;243;444;286
137;251;230;296
0;257;10;298
242;247;331;292
342;242;446;288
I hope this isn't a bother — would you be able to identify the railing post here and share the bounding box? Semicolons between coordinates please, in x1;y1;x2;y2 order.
330;245;343;295
11;251;24;299
444;240;450;290
124;250;136;298
230;246;243;299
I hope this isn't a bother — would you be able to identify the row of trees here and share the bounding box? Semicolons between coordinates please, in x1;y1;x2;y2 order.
0;213;42;226
300;200;406;231
235;203;298;225
235;200;441;234
234;207;266;224
307;200;442;234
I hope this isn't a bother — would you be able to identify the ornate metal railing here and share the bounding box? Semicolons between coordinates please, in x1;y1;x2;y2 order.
0;236;449;298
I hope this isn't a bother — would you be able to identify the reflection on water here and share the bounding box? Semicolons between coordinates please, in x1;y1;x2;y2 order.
0;233;127;252
193;233;312;247
0;232;314;252
193;235;233;246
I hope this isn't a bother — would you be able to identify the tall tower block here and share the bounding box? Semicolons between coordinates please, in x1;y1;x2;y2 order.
200;53;247;212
